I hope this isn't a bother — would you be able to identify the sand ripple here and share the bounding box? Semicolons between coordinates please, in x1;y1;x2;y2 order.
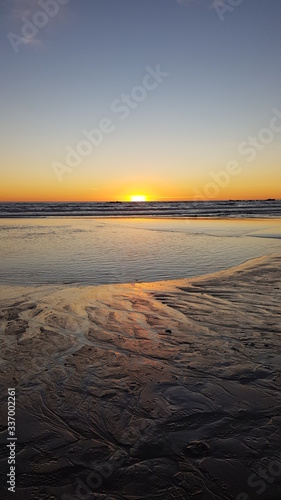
0;255;281;499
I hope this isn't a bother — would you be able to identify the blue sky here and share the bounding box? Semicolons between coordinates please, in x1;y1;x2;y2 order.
1;0;281;200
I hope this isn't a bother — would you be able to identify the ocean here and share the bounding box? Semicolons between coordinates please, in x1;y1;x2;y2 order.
1;202;281;285
0;199;281;218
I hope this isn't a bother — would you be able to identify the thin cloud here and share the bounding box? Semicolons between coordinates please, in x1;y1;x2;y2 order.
6;0;40;20
5;0;71;53
21;37;43;48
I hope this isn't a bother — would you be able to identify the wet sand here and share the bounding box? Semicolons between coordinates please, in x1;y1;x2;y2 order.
0;255;281;499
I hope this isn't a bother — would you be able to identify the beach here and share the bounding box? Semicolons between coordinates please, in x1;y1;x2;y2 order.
2;0;281;495
1;254;281;499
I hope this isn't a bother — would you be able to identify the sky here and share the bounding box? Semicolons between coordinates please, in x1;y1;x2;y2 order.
1;0;281;202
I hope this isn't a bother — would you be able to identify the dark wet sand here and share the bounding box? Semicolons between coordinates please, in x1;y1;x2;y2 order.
1;255;281;499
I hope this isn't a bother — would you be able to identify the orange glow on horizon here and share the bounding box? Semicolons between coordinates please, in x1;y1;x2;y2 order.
1;178;281;203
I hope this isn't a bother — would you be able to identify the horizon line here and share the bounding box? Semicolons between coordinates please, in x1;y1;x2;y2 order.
0;198;279;203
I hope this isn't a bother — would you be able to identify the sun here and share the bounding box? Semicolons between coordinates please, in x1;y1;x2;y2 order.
130;195;147;202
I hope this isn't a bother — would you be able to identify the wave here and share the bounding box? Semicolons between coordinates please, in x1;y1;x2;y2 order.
0;200;281;218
